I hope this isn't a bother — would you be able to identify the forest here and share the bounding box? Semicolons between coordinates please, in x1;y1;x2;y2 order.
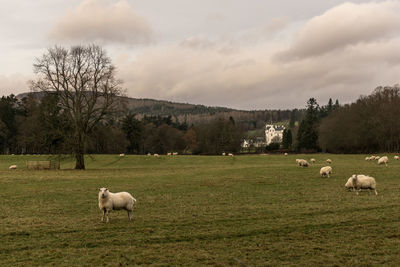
0;85;398;155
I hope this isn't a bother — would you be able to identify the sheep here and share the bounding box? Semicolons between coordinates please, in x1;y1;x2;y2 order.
298;159;309;167
320;166;332;177
284;153;288;156
154;154;159;157
146;153;151;156
378;156;388;166
9;165;17;170
310;158;316;164
374;156;380;160
98;187;137;222
167;152;172;156
365;156;370;161
222;152;226;156
326;159;332;164
295;159;301;164
345;174;377;195
173;152;178;155
228;153;234;157
394;156;399;160
119;153;125;157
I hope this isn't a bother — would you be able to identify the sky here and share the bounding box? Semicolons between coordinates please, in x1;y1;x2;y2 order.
1;0;400;110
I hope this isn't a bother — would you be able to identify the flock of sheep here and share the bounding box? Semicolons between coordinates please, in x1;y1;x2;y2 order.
293;154;400;196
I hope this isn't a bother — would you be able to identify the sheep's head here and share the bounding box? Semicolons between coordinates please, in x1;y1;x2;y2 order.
99;187;109;198
345;176;355;189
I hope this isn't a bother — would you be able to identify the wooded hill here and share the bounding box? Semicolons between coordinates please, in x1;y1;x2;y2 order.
17;92;299;130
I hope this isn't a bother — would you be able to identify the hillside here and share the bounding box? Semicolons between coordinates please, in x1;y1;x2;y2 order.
16;92;296;129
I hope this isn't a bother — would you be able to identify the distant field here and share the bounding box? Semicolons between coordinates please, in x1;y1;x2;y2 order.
1;154;400;266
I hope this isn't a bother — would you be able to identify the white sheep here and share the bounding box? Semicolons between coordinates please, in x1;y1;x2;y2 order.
98;187;137;222
310;158;316;164
394;156;399;160
173;152;178;155
167;152;172;156
345;174;377;195
320;166;332;178
222;152;226;156
374;156;380;160
154;154;159;157
146;153;151;156
377;156;388;166
298;159;309;167
228;153;234;156
326;159;332;164
9;165;17;170
284;153;288;156
365;156;370;161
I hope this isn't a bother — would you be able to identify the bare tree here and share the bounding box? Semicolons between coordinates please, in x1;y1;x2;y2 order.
32;44;123;169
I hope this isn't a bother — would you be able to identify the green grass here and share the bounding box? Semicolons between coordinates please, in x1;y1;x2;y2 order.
1;154;400;266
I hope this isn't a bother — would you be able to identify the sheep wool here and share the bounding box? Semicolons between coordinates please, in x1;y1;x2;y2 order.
345;174;377;195
377;156;388;166
320;166;332;178
98;188;137;223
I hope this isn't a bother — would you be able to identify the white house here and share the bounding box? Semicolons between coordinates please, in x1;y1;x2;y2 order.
265;124;285;145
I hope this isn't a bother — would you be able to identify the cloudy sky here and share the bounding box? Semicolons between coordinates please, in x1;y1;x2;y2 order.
1;0;399;109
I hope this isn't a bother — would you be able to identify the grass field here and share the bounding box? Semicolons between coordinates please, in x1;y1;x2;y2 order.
1;154;400;266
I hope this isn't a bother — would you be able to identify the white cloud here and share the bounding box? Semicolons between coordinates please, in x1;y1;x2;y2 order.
0;74;31;97
50;0;153;45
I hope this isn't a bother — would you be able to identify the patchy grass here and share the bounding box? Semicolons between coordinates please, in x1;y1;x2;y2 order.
1;154;400;266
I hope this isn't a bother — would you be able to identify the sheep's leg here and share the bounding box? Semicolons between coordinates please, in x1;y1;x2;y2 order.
128;210;133;221
106;210;110;223
101;208;106;222
375;189;378;195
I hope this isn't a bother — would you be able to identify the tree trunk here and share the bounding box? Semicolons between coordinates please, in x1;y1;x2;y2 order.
75;152;85;170
74;132;85;170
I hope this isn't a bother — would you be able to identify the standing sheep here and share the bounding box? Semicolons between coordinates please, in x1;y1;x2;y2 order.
310;158;316;164
326;159;332;164
345;175;377;195
320;166;332;178
98;188;137;222
284;153;288;156
9;165;17;170
378;156;388;166
394;156;399;160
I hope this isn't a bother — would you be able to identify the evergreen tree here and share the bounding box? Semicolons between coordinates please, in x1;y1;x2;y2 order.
296;98;320;151
289;110;296;128
282;129;293;149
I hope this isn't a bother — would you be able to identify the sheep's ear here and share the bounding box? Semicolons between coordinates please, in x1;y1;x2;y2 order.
105;188;108;191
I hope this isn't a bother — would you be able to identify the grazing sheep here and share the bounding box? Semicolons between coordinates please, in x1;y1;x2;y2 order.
295;159;301;164
167;152;172;156
146;153;151;156
310;158;316;164
394;156;399;160
378;156;388;166
284;153;288;156
228;153;234;157
326;159;332;164
320;166;332;177
365;156;370;161
119;153;125;157
173;152;178;155
222;152;226;156
98;187;137;222
345;175;377;195
9;165;17;170
374;156;380;160
154;154;159;157
298;159;309;167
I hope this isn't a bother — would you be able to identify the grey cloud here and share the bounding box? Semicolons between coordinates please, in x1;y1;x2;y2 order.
277;1;400;60
49;0;153;45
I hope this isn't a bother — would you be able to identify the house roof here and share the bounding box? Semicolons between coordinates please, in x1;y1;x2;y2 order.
265;124;285;131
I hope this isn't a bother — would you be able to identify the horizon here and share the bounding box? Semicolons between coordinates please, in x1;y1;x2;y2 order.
1;0;399;109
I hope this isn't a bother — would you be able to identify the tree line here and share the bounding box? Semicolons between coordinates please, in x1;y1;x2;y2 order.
0;92;244;156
